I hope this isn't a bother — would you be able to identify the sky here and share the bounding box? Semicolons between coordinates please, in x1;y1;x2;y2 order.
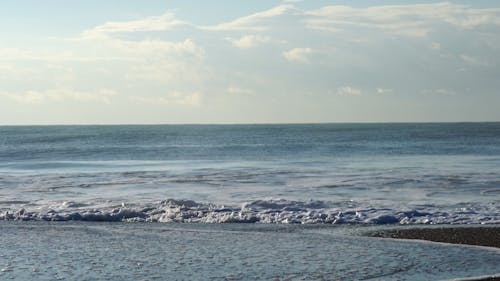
1;0;499;124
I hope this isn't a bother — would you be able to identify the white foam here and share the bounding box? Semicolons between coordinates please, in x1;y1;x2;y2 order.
1;199;498;224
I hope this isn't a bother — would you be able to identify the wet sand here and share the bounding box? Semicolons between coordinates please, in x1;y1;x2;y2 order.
370;226;500;248
370;226;500;281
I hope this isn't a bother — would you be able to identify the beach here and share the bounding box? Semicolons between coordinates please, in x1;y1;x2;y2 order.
370;226;500;248
369;226;500;281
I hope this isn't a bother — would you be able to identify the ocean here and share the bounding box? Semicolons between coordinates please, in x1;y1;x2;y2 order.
1;123;500;280
0;123;499;224
1;222;499;280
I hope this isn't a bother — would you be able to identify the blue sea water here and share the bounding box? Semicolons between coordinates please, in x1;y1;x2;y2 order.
0;123;499;224
1;222;500;281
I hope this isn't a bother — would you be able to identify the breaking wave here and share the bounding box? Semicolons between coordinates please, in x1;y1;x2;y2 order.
1;199;498;224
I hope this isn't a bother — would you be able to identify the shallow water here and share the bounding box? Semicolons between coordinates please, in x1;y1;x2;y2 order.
0;222;499;280
0;123;499;224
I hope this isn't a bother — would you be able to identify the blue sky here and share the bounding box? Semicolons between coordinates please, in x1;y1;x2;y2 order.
1;1;499;124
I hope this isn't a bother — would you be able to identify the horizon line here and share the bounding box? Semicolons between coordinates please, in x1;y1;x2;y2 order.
1;121;500;126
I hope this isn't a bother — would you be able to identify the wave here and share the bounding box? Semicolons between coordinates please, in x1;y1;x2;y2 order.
1;199;498;224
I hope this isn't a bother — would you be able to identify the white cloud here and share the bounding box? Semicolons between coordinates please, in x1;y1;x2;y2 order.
122;40;209;87
0;88;117;104
304;3;500;37
225;35;273;48
74;15;207;82
421;88;457;96
81;12;187;39
74;16;210;93
126;59;208;85
337;86;362;96
0;48;32;60
429;42;441;50
227;86;254;95
460;54;488;66
376;88;393;94
0;63;37;81
81;36;207;85
104;38;204;58
201;5;299;31
72;11;205;86
0;47;141;62
130;92;201;106
305;8;429;37
283;47;313;63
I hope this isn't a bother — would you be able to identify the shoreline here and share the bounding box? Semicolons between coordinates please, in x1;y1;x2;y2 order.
369;226;500;281
369;226;500;248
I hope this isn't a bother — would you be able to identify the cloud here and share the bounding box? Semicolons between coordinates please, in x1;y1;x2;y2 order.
304;3;500;37
0;47;142;62
0;63;38;81
74;14;207;83
71;11;205;80
79;36;207;84
3;3;500;124
429;42;441;50
121;39;209;86
282;47;313;63
0;88;117;104
0;48;32;60
130;92;201;106
81;12;187;39
104;38;204;58
420;88;457;96
225;35;273;48
337;86;362;96
376;88;393;94
201;5;299;31
227;86;254;95
72;14;210;95
460;54;489;66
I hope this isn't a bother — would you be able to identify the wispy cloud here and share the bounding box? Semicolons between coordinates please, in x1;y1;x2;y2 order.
0;47;141;62
337;86;362;96
200;5;299;31
420;88;457;96
227;86;254;95
102;38;204;58
304;3;500;37
130;92;201;106
376;88;393;94
459;54;489;66
225;35;273;48
0;88;117;104
81;12;187;39
283;47;313;63
429;42;441;50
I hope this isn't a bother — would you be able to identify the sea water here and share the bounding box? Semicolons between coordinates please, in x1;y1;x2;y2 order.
0;123;498;224
1;123;500;280
0;222;499;281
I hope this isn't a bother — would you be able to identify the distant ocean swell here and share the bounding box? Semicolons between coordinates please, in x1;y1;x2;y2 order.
1;199;498;224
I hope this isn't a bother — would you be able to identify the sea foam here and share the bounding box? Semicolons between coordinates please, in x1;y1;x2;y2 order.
1;199;498;224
